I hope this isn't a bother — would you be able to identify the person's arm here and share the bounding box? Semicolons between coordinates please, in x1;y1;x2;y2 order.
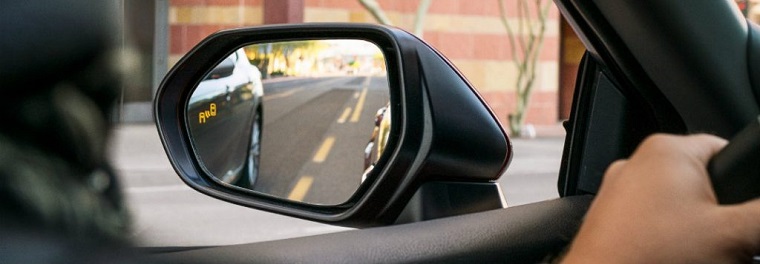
563;134;760;263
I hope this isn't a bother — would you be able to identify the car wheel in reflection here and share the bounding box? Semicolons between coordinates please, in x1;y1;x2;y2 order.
237;108;262;189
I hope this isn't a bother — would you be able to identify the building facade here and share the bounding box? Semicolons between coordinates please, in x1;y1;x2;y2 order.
119;0;758;133
119;0;563;132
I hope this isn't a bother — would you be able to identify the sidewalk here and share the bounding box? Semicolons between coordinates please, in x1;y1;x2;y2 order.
510;123;566;138
533;123;567;138
111;123;565;206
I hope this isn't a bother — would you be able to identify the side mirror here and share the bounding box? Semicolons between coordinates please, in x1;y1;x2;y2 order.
155;23;511;227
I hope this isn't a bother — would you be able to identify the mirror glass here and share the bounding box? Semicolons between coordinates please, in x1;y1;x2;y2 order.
187;39;390;205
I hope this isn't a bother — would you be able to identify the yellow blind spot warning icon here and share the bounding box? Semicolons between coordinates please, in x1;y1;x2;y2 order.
199;103;218;124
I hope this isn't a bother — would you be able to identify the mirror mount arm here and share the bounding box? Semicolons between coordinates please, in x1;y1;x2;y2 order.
395;182;506;224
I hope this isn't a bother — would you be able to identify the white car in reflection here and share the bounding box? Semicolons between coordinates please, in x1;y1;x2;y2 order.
187;48;264;189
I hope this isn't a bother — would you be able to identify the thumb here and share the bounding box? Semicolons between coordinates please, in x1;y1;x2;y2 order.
684;134;728;164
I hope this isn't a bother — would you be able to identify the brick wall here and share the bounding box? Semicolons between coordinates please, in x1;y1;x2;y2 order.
168;0;562;127
303;0;562;127
169;0;264;65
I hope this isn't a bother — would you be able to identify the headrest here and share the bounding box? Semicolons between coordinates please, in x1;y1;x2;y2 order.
0;1;118;91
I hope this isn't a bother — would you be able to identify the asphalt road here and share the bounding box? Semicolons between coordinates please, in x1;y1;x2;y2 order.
112;77;564;247
256;76;389;205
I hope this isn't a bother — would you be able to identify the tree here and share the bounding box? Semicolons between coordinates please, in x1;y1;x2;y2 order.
246;40;327;77
498;0;551;137
358;0;432;37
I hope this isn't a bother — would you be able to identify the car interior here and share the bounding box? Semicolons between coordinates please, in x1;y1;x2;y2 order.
147;0;760;263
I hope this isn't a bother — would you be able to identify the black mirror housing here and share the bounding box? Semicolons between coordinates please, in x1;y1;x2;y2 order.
154;23;511;227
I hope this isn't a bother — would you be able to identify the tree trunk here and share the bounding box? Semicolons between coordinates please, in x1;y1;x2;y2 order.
499;0;551;137
358;0;393;25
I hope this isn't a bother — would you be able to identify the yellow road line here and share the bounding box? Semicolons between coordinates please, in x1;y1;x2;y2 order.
312;137;335;163
337;107;352;124
350;88;368;123
287;176;314;201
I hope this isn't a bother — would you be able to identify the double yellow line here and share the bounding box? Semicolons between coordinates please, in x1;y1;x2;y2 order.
338;77;369;124
287;77;370;202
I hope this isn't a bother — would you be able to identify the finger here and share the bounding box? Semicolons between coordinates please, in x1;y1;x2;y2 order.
604;160;627;179
683;134;728;164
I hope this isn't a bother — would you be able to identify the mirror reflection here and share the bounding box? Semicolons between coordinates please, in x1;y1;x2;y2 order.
187;39;390;205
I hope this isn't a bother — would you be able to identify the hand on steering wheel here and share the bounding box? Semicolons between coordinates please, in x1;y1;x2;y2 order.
564;134;760;263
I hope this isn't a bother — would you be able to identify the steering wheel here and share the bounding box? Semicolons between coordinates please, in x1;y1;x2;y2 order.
709;116;760;204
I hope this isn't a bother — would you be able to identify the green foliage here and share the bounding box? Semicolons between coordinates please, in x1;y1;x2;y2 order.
244;40;328;78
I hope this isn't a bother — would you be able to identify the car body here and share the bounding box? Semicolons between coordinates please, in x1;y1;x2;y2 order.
362;103;390;182
187;48;264;187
